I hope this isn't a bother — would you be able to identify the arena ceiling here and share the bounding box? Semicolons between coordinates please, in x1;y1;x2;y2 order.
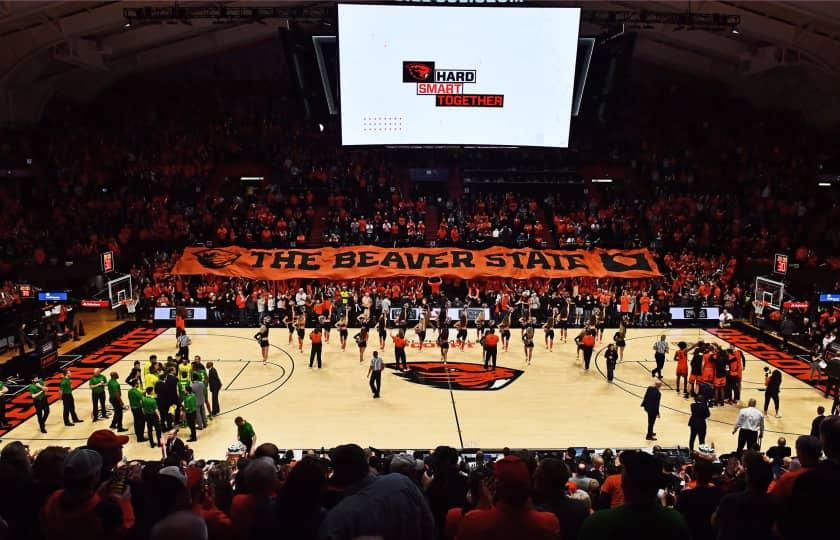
1;1;840;125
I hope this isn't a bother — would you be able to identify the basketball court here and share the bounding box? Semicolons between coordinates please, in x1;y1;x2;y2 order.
2;325;831;460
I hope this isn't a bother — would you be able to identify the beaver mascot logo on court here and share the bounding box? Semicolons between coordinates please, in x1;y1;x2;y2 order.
195;248;241;269
386;361;523;391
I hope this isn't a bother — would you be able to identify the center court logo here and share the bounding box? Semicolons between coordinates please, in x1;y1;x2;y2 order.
402;60;504;108
387;361;523;390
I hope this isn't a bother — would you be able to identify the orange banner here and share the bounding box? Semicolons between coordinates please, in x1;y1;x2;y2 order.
172;246;661;280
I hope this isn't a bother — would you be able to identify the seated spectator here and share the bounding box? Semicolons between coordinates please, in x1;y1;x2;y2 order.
318;444;436;540
780;416;840;540
579;450;690;540
444;466;494;540
455;455;560;540
532;458;590;540
424;445;469;536
675;458;723;540
712;451;778;540
771;435;821;503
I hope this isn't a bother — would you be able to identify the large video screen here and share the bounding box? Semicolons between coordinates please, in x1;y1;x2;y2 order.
338;4;580;147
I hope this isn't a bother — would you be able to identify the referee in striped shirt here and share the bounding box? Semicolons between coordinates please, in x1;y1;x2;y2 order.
652;335;669;379
368;351;384;398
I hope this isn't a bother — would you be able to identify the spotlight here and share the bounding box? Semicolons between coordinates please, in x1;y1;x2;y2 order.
124;21;131;28
318;123;325;133
731;26;740;34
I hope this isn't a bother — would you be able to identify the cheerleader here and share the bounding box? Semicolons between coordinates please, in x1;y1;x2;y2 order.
613;316;627;361
499;312;512;352
455;311;468;351
321;299;333;344
295;311;307;353
377;311;388;350
543;309;556;351
337;312;349;351
354;314;370;363
594;307;606;342
557;295;570;343
438;318;451;362
474;309;485;342
415;309;429;352
282;307;295;345
523;318;536;365
254;317;270;363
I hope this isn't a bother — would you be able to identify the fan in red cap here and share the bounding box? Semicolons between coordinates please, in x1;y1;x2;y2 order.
87;429;130;475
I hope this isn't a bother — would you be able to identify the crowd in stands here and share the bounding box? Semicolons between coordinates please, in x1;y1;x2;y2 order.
435;192;547;248
129;246;749;329
0;416;837;540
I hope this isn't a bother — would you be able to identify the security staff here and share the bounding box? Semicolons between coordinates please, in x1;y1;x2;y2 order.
59;369;83;426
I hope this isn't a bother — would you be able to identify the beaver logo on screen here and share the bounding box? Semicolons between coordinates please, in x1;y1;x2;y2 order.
402;61;435;82
387;361;523;391
195;248;241;269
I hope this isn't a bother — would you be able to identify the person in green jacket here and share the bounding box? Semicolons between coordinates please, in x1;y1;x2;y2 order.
89;368;108;421
182;385;198;442
107;371;126;432
29;375;49;433
141;387;161;448
235;416;256;455
127;378;146;442
59;369;82;426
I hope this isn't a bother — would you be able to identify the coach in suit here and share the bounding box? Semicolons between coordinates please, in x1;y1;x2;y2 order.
641;380;663;441
207;361;222;416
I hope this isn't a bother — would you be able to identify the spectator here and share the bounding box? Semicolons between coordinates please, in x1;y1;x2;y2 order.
770;435;821;502
253;456;327;540
318;444;436;540
675;458;723;540
579;450;690;540
712;451;778;540
533;457;590;540
443;466;493;540
424;445;469;536
455;455;560;540
780;416;840;540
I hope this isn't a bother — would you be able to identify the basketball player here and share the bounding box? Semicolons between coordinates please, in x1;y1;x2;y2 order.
594;307;606;342
675;341;690;398
254;317;270;363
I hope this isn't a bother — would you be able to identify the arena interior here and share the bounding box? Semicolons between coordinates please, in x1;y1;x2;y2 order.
0;2;839;540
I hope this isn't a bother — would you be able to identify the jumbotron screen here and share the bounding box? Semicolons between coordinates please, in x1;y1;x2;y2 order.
338;4;580;147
